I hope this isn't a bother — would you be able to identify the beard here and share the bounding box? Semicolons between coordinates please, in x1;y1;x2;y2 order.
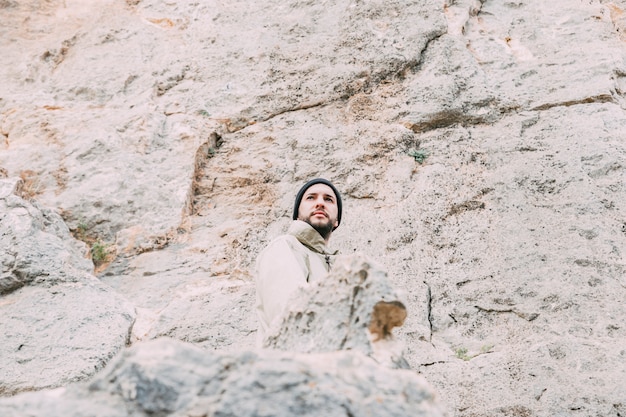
303;216;334;241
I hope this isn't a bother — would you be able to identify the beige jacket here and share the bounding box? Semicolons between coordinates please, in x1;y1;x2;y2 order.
255;220;337;343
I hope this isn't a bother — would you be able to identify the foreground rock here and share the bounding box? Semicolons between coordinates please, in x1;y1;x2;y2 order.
0;178;136;395
0;338;446;417
265;253;409;369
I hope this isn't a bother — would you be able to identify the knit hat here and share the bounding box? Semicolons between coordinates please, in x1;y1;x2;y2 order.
292;178;342;228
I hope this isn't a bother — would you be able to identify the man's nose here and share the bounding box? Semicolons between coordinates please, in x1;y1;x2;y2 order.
314;197;326;207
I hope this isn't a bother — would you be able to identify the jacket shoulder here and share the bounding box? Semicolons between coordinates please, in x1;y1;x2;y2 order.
257;234;303;261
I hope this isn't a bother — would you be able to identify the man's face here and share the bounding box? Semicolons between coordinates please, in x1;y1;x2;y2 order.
297;183;339;240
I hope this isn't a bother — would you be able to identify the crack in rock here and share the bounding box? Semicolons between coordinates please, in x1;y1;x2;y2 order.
424;281;433;342
531;93;616;111
474;305;539;321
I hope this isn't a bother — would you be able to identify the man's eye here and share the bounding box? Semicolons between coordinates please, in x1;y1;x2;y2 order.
325;197;333;202
306;195;314;200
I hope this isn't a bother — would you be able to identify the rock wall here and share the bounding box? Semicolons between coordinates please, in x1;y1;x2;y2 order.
2;0;626;416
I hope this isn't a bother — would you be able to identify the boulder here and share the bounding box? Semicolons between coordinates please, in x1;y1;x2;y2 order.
0;338;447;417
265;253;409;369
1;177;92;294
0;178;136;395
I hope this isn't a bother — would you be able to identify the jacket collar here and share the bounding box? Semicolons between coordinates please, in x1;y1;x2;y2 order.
288;220;338;255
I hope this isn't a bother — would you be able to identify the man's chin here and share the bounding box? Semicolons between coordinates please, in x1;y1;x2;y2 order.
303;218;333;239
307;217;329;226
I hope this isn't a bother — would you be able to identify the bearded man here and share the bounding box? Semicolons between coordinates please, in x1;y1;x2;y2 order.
255;178;342;343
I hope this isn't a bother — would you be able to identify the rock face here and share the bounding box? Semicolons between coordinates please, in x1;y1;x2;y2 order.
2;0;626;416
0;178;136;395
1;177;91;293
0;338;446;417
0;0;444;255
265;254;409;368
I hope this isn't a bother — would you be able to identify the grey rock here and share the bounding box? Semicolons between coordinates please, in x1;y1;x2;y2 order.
0;285;135;395
98;244;258;350
1;178;92;295
0;338;446;417
265;253;409;369
0;180;136;394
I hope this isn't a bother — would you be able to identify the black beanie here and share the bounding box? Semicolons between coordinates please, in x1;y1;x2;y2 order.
292;178;342;228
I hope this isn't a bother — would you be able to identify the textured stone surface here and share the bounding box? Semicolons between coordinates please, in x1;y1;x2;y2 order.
0;0;444;254
1;178;92;294
0;338;447;417
0;179;136;395
265;253;409;369
1;0;626;416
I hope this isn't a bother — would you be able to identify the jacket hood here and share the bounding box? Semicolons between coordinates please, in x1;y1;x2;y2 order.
288;220;338;255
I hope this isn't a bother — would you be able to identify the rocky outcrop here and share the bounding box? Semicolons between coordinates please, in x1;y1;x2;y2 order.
1;177;92;294
265;254;409;369
0;246;444;416
0;178;136;395
0;338;446;417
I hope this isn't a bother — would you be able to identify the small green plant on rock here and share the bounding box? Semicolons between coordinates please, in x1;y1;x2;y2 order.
455;347;471;361
408;148;429;164
480;344;494;354
91;241;109;265
75;221;88;240
455;344;495;361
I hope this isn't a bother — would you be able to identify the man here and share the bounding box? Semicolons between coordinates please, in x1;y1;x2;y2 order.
255;178;342;343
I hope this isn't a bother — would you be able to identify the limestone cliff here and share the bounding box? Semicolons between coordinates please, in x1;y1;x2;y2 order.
1;0;626;416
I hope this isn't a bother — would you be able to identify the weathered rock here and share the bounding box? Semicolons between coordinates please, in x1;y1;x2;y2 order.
2;0;626;416
0;338;446;417
403;104;626;416
98;241;258;351
265;253;409;369
1;178;92;294
0;178;136;395
0;0;445;255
